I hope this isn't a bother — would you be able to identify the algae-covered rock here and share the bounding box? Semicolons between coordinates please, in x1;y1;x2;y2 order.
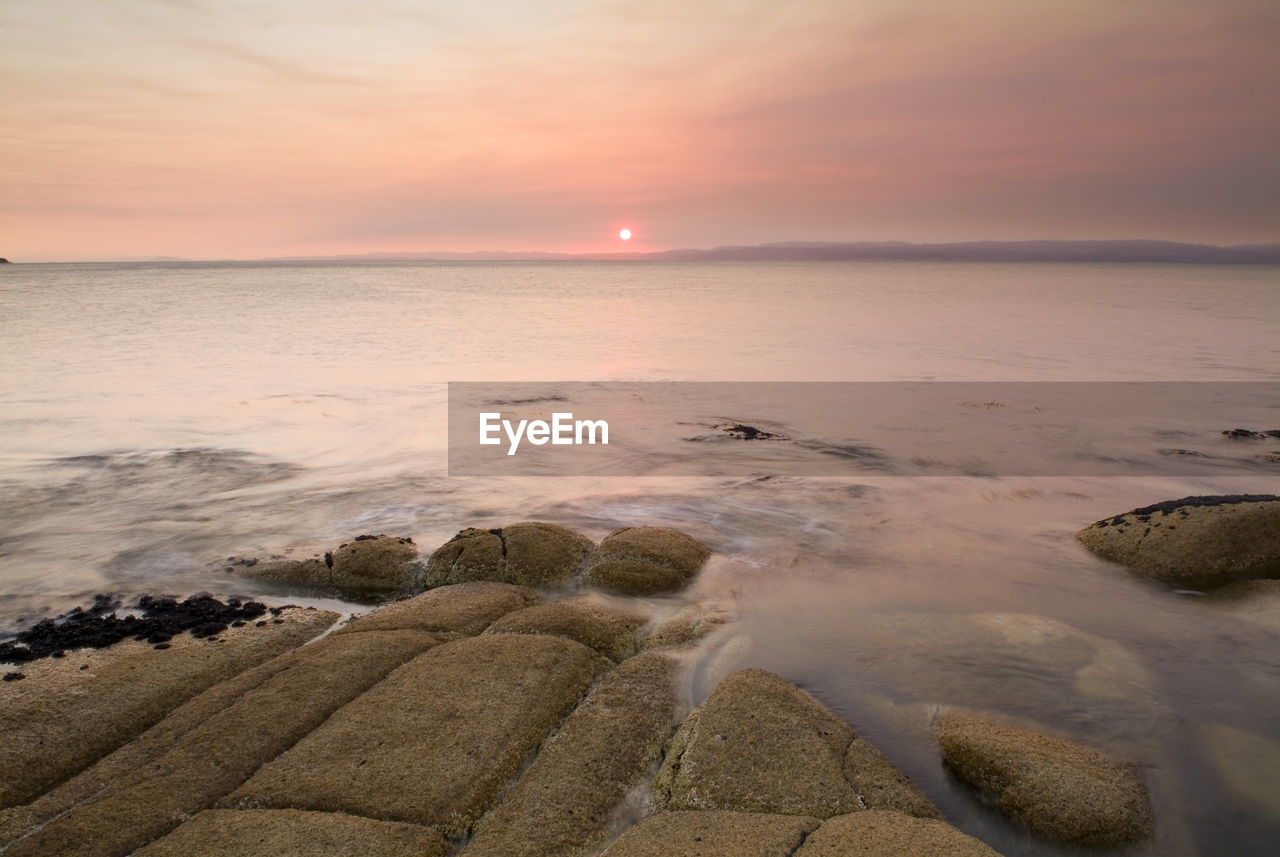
336;581;540;637
461;652;682;857
132;809;448;857
226;634;612;838
4;629;441;857
794;810;1004;856
483;594;649;661
330;533;418;590
936;713;1153;845
0;606;337;811
600;811;820;857
1076;494;1280;587
583;527;711;595
423;523;594;588
654;668;936;819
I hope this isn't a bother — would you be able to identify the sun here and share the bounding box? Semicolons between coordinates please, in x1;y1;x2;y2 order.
619;228;632;241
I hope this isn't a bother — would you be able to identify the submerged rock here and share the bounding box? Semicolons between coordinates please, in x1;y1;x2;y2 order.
1076;494;1280;587
654;668;937;819
422;522;595;588
643;604;732;650
600;811;819;857
936;713;1153;846
1204;724;1280;820
583;527;711;595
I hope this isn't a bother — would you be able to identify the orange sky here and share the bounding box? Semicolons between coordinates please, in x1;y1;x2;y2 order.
2;0;1278;261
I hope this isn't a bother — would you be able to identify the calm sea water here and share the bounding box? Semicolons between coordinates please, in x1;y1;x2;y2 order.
1;260;1278;855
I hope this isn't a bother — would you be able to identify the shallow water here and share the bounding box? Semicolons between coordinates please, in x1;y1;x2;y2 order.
1;260;1278;855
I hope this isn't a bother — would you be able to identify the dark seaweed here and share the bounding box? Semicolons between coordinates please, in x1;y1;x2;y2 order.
0;594;269;664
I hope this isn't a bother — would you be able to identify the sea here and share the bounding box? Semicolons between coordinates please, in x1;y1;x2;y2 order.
1;259;1277;856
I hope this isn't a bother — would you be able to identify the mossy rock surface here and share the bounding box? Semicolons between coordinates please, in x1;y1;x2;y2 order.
461;652;681;857
583;527;711;595
337;581;540;637
654;668;936;819
4;629;440;857
330;534;418;591
600;811;820;857
794;810;1004;857
132;809;448;857
936;713;1153;846
483;594;649;661
227;634;612;838
0;607;337;812
1076;494;1280;587
423;523;594;587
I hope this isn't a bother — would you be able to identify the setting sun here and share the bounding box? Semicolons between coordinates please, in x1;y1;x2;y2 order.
619;228;632;241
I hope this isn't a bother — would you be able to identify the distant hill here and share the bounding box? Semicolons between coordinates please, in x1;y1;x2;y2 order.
272;240;1280;264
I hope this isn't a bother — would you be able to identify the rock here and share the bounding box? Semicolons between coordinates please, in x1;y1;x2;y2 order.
793;810;1004;856
1204;724;1280;820
250;557;330;586
935;713;1153;845
131;809;448;857
600;811;819;857
0;606;337;811
1202;579;1280;632
330;534;418;591
422;523;595;588
461;652;682;857
654;669;936;819
226;634;612;838
583;527;711;595
1076;494;1280;587
483;594;649;661
335;581;540;636
3;629;442;857
643;605;731;650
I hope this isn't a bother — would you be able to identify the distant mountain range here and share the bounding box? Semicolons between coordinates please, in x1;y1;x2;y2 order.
272;239;1280;264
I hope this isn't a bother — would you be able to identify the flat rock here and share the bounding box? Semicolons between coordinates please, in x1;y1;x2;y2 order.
0;606;336;811
4;629;441;857
132;809;448;857
1076;494;1280;587
422;522;594;588
336;581;540;636
462;652;682;857
483;594;649;661
226;634;612;838
583;527;711;595
794;810;1003;856
654;668;936;819
330;534;418;591
936;713;1153;846
600;811;819;857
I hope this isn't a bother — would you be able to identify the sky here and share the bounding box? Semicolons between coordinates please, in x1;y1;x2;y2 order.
1;0;1278;261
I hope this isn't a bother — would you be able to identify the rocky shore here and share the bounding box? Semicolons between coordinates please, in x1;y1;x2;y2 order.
3;502;1277;856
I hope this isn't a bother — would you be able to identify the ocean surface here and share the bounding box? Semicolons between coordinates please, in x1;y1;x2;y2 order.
1;259;1278;855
